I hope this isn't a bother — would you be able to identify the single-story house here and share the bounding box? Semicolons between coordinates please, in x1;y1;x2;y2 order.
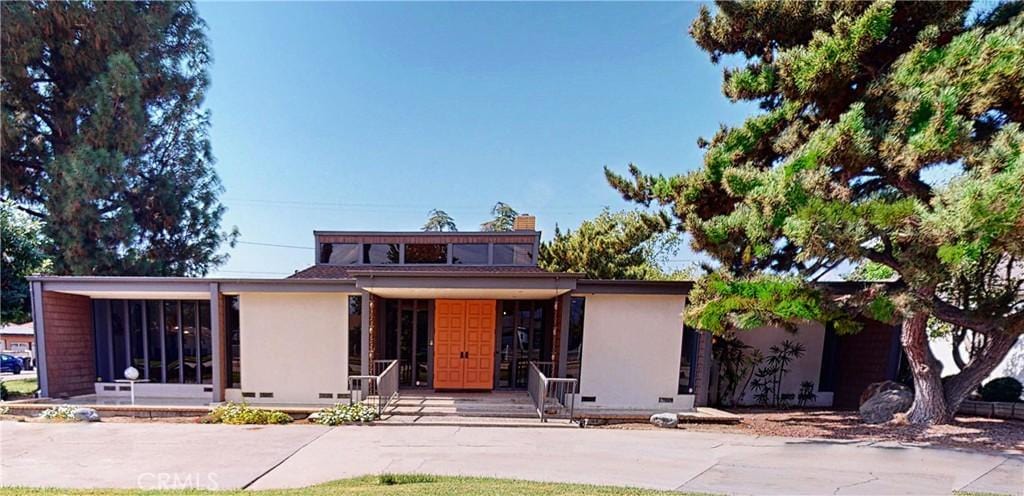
1;321;35;353
27;217;903;411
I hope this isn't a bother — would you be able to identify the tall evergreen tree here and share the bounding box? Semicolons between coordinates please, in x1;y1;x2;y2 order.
539;209;686;280
422;209;458;232
480;202;518;232
608;1;1024;424
1;201;50;324
2;1;237;276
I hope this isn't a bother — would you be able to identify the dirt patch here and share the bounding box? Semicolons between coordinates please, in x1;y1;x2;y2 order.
600;409;1024;454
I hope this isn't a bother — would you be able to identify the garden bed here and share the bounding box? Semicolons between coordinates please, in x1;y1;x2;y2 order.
601;409;1024;454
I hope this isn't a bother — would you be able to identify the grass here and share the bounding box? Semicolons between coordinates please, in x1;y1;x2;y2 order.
2;377;38;398
0;474;696;495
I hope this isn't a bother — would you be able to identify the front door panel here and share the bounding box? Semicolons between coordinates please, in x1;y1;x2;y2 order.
433;300;465;389
432;299;495;390
463;300;496;390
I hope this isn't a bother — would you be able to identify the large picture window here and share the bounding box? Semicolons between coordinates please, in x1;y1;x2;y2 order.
93;299;213;384
452;244;489;265
493;243;533;265
320;243;360;264
404;243;447;264
364;243;400;264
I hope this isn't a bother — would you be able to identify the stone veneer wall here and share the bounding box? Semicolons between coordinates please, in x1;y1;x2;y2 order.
41;291;96;397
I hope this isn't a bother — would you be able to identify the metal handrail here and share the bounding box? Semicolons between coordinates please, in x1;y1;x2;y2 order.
348;359;400;417
528;361;578;422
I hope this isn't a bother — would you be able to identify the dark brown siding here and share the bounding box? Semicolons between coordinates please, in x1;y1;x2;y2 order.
833;318;900;409
41;291;96;397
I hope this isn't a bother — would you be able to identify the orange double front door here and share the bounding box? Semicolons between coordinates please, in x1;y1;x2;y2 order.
433;299;496;390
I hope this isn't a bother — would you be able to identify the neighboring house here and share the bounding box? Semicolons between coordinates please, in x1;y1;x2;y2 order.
27;216;900;410
1;321;35;352
1;321;36;369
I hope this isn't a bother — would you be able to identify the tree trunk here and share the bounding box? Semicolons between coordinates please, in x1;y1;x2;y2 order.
901;310;953;424
943;331;1018;415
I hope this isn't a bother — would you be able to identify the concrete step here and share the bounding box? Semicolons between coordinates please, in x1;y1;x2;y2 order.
388;404;540;418
378;414;579;428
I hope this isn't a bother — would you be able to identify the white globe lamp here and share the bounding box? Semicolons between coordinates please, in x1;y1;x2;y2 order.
124;366;140;381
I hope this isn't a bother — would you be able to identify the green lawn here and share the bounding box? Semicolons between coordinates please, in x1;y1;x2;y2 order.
2;377;38;398
0;475;695;495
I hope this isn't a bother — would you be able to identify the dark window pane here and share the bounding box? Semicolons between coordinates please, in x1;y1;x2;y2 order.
129;301;145;376
110;301;127;378
226;296;241;388
145;301;163;382
566;297;586;380
818;322;838;392
199;301;212;384
92;301;113;382
404;243;447;264
678;326;699;394
348;296;361;377
415;305;429;386
498;302;515;388
321;243;360;264
493;244;533;265
400;306;414;385
182;302;198;384
364;244;400;264
383;300;398;360
452;244;488;265
165;302;181;383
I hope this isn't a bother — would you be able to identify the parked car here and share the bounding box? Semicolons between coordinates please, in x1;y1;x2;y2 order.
1;354;23;374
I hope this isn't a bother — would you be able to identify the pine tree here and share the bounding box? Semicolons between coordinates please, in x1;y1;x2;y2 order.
423;209;458;232
608;1;1024;424
539;209;686;280
1;201;50;324
480;202;518;232
2;1;237;276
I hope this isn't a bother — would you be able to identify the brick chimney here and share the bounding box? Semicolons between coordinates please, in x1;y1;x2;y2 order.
513;214;536;231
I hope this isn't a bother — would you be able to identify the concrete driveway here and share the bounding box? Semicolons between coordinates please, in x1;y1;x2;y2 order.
1;422;1020;495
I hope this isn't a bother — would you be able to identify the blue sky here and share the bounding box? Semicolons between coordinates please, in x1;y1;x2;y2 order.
197;2;758;278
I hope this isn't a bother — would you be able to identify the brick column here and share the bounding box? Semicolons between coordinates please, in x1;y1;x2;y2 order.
40;291;96;398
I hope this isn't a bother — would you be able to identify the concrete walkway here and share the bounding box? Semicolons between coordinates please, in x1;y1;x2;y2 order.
1;422;1020;494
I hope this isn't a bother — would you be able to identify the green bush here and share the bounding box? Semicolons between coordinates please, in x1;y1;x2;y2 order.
203;402;293;425
38;404;78;420
311;402;378;425
979;377;1023;402
0;382;7;401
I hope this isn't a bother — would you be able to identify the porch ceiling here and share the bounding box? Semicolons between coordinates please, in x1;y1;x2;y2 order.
355;274;576;300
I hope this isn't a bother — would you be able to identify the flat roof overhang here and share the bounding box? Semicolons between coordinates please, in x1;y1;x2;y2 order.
351;270;580;299
26;276;359;297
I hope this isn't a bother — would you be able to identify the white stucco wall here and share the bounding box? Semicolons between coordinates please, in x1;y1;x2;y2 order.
932;335;1024;386
734;322;833;407
575;293;694;410
238;292;351;404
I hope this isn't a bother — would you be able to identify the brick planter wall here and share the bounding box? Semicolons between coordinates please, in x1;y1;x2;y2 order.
41;291;96;397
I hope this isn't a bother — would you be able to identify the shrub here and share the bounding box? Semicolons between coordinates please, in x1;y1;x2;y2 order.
39;404;78;420
203;403;293;425
979;377;1023;402
0;382;7;401
311;403;378;425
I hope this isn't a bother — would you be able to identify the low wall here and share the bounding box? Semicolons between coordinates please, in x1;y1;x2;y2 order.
959;400;1024;421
